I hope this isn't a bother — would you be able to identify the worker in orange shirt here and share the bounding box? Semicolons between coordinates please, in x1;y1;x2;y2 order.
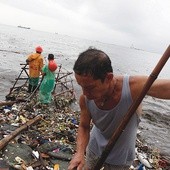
26;46;44;93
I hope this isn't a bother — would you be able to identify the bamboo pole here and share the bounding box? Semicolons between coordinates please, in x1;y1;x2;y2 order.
93;45;170;170
0;115;42;151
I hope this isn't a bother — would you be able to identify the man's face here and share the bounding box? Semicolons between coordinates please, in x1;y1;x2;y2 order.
75;73;110;100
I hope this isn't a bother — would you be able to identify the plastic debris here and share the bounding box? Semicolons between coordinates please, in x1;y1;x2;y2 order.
54;164;60;170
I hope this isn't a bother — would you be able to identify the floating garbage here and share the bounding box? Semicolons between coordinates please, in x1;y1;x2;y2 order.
0;64;170;169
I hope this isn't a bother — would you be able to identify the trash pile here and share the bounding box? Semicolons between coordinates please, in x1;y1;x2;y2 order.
0;62;79;170
0;85;78;170
130;134;170;170
0;84;169;170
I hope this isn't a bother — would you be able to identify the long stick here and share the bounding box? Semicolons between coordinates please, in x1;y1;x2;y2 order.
0;98;26;106
0;101;17;106
0;115;42;151
94;45;170;170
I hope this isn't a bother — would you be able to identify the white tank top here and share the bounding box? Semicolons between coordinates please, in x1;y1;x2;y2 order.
86;75;139;165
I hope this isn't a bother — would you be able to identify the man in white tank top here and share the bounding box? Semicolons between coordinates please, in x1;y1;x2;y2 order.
68;48;170;170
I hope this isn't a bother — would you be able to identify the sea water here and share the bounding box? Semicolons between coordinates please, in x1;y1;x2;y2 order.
0;24;169;158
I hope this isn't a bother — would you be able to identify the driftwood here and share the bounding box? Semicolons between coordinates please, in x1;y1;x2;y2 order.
0;98;26;106
0;101;17;107
0;115;42;151
47;151;71;161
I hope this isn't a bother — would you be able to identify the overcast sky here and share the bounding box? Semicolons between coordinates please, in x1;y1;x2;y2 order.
0;0;169;53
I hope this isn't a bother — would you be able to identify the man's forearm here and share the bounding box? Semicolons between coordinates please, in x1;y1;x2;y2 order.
76;126;90;155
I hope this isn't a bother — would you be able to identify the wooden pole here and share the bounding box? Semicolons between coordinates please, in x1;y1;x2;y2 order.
0;101;16;106
0;115;42;151
0;98;26;106
93;45;170;170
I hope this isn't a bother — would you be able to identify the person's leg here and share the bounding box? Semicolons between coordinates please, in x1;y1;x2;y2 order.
32;77;39;92
27;84;32;93
28;78;33;93
33;85;37;92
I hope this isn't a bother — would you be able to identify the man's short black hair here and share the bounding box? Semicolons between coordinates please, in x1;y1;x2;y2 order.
48;54;54;60
73;47;113;82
